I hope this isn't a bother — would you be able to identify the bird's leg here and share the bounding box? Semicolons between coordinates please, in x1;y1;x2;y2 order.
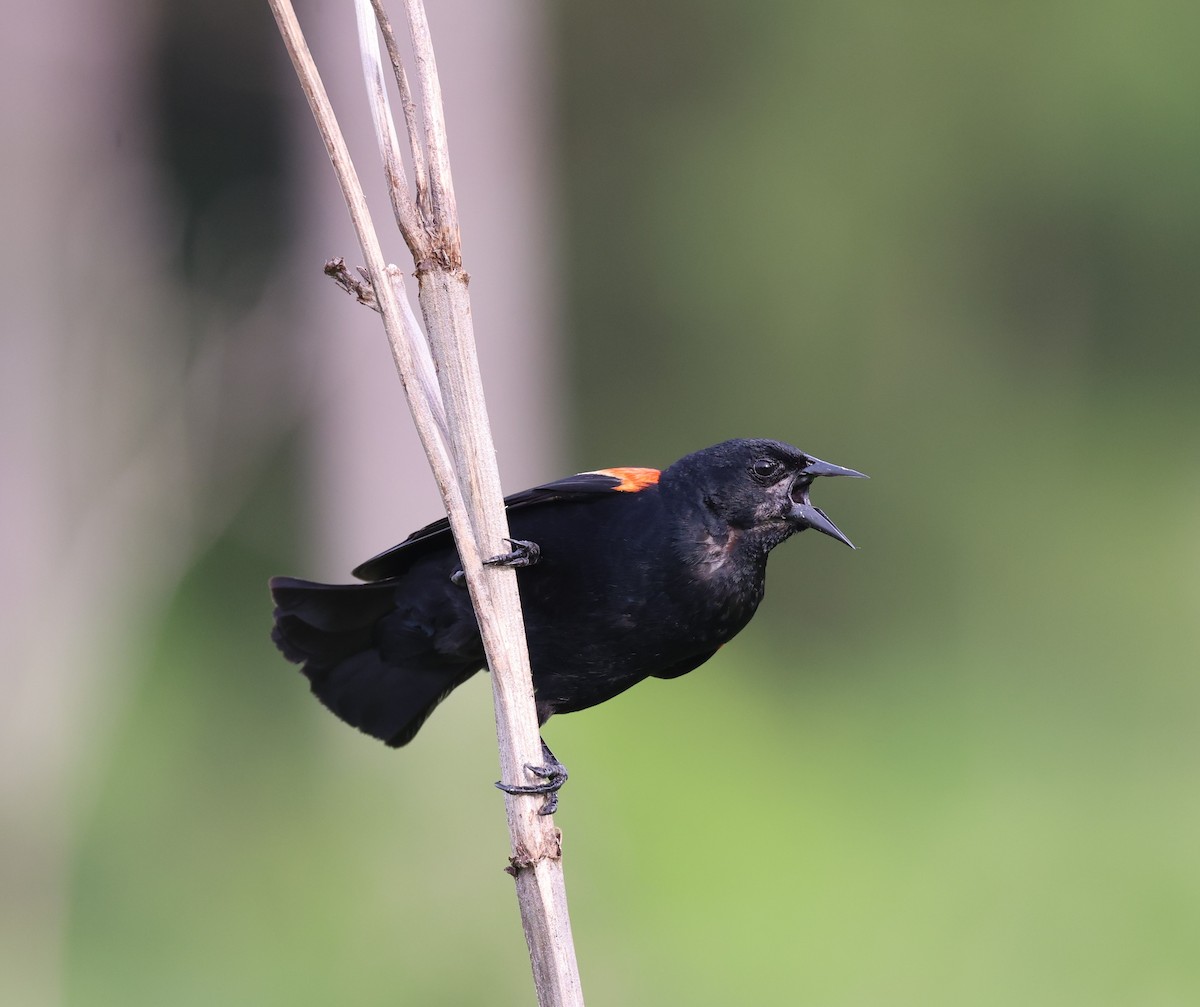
484;538;541;569
495;739;569;816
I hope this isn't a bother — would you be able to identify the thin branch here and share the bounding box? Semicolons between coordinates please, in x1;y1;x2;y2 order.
268;0;459;550
385;264;452;448
353;19;585;1003
353;0;427;260
271;1;585;1003
322;259;451;448
400;0;460;266
324;257;378;310
368;0;429;221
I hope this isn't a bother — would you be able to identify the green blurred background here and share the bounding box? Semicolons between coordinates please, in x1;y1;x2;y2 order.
7;1;1199;1004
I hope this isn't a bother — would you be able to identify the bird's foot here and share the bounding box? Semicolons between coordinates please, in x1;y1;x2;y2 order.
495;742;568;816
484;538;541;569
450;539;540;587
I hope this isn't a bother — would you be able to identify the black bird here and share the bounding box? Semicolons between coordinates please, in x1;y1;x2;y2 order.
270;438;866;812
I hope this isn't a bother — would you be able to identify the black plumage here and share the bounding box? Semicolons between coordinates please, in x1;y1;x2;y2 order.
270;438;865;804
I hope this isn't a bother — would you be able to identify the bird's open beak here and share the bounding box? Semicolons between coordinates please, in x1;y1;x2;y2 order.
789;455;868;549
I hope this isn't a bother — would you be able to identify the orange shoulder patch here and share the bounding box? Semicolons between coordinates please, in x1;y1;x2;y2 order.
591;467;661;492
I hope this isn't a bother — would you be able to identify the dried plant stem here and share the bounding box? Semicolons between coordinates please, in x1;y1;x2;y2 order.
354;0;427;260
268;0;584;1003
368;0;428;215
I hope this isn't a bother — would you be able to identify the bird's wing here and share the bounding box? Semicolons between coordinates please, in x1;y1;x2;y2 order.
350;467;661;582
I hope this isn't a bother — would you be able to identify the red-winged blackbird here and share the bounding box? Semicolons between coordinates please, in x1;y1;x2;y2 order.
270;438;865;811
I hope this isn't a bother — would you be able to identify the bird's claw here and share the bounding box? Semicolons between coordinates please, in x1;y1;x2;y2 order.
495;749;569;816
451;539;539;586
484;538;541;569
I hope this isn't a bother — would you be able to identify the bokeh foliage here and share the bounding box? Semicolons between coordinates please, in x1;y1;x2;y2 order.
66;1;1199;1003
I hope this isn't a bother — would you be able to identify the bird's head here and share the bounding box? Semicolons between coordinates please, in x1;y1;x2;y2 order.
666;438;868;550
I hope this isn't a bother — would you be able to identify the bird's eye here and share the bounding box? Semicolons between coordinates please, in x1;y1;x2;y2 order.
750;457;783;482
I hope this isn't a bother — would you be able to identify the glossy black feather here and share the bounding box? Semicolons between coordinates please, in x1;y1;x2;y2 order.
270;439;861;750
350;471;627;582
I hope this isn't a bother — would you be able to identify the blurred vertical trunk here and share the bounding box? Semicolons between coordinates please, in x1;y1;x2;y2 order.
0;1;558;1003
0;3;170;1005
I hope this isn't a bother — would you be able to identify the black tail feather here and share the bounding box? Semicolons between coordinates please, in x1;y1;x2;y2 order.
269;576;479;747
